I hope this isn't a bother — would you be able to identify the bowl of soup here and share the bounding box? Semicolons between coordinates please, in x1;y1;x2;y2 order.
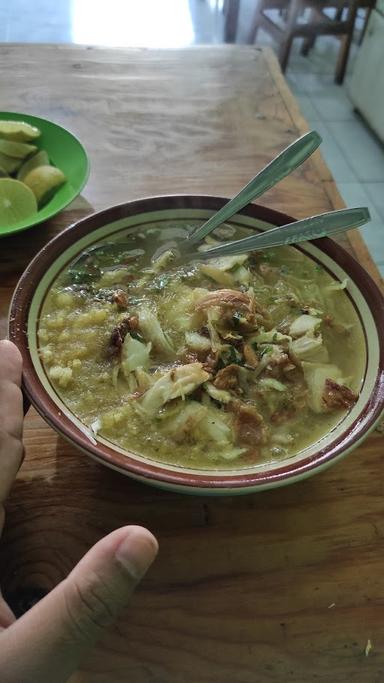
9;196;384;494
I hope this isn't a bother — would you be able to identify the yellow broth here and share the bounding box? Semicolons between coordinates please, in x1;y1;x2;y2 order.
38;222;366;469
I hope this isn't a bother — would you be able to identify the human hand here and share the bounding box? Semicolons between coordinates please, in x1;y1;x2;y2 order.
0;340;158;682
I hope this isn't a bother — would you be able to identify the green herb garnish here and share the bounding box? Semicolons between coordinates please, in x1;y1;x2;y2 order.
259;345;273;357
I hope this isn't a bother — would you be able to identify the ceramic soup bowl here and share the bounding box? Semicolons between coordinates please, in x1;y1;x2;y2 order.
9;196;384;495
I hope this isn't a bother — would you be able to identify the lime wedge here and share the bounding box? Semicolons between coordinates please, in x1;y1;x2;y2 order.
0;139;37;159
23;165;66;206
0;120;41;142
17;150;49;181
0;152;22;174
0;178;38;226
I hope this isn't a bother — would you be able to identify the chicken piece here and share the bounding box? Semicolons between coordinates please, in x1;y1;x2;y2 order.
160;401;206;442
251;344;288;379
323;379;357;410
220;330;243;345
139;363;211;415
106;317;132;358
213;364;243;394
160;398;236;450
205;309;227;353
229;400;268;447
127;313;139;330
180;337;219;374
264;349;292;380
204;382;232;404
185;331;211;352
195;288;268;337
112;289;129;309
195;289;254;313
202;351;219;374
243;343;259;369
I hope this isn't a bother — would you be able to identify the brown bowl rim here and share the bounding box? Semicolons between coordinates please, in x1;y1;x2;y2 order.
9;195;384;490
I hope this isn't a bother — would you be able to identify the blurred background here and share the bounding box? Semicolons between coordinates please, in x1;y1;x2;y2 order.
1;0;383;274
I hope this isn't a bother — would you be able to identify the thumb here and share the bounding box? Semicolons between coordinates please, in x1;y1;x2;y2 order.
0;525;158;683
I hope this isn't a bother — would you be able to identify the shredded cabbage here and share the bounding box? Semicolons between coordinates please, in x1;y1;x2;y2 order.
289;315;321;338
302;362;342;413
121;334;151;377
138;306;174;356
139;363;210;415
289;334;329;363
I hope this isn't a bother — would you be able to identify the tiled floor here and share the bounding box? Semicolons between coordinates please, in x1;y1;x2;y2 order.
283;42;384;278
1;0;384;275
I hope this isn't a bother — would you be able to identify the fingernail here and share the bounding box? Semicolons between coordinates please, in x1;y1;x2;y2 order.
115;527;158;580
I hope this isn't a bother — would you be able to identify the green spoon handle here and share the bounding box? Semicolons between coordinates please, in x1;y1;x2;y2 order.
187;130;322;245
197;207;371;259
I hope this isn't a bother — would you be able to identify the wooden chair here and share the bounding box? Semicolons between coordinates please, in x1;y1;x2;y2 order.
224;0;240;42
223;0;375;84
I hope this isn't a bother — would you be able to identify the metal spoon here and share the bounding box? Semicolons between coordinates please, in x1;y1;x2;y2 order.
187;130;322;246
190;207;370;260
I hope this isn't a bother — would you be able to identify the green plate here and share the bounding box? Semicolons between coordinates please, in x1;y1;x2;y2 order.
0;111;89;237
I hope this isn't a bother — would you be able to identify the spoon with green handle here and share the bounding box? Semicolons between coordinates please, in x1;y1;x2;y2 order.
187;130;322;246
191;207;370;260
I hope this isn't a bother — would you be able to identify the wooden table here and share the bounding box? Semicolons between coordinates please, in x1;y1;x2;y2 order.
0;45;383;683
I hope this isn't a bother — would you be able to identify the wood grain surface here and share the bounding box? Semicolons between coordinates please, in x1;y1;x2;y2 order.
0;44;383;682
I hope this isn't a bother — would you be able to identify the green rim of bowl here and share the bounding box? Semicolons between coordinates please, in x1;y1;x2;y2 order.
0;111;90;237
